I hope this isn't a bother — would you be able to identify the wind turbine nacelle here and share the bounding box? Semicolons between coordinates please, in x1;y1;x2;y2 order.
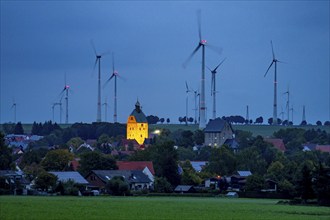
200;39;207;45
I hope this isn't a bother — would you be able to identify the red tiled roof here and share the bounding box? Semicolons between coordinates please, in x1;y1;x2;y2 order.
70;159;80;171
264;138;286;152
316;145;330;153
116;161;155;175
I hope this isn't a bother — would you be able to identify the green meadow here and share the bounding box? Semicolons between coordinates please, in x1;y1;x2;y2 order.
1;196;329;220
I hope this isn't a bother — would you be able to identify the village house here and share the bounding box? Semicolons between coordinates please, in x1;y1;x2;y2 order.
85;170;152;192
204;118;235;147
116;161;155;182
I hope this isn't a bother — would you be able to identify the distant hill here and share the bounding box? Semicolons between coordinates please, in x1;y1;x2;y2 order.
1;123;329;138
149;124;330;137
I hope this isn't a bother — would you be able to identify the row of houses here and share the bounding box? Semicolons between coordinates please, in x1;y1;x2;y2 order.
1;159;262;195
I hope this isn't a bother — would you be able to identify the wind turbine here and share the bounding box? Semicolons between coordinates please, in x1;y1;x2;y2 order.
59;75;70;124
11;99;17;123
302;105;306;123
185;81;193;126
183;10;221;129
264;41;283;125
207;58;226;119
283;86;290;123
192;88;200;124
104;53;123;123
91;40;108;123
102;97;108;122
290;105;295;125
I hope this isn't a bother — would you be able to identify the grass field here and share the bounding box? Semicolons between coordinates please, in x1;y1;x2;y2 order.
1;196;330;220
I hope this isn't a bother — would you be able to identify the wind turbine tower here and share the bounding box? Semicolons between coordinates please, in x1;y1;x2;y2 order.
185;81;192;125
208;58;226;119
60;81;70;124
102;98;108;122
264;41;283;125
183;10;221;128
104;53;123;123
246;105;249;124
302;105;306;122
284;86;290;123
91;41;106;123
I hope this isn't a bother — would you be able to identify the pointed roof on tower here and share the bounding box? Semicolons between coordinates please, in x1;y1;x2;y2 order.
130;100;147;123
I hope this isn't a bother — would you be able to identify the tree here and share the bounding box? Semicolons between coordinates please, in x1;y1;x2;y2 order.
67;137;84;150
41;149;74;171
324;121;330;126
297;164;315;202
154;177;173;193
193;130;204;145
178;117;183;124
0;133;12;170
316;121;322;126
244;174;265;191
166;118;170;124
206;146;237;176
180;160;202;186
34;171;57;192
255;116;263;124
300;120;307;126
152;140;180;186
268;118;273;125
13;122;24;134
106;176;129;196
78;151;117;176
2;123;15;134
159;118;165;124
146;115;159;124
314;163;330;206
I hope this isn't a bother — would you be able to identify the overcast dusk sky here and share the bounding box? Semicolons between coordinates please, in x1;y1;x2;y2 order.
1;1;329;125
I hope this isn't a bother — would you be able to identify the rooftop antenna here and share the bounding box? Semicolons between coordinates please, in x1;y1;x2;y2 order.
183;9;222;129
207;58;226;119
264;41;284;125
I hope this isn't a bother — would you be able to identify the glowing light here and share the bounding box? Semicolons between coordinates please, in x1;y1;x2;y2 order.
65;85;70;89
200;39;207;45
153;129;161;134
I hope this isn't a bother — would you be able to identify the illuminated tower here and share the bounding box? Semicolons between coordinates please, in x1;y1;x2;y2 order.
126;101;148;145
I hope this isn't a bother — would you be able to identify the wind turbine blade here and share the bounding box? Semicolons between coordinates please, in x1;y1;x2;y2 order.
197;9;202;41
264;61;274;77
271;40;275;60
93;58;98;71
103;76;113;88
206;44;223;56
185;81;189;92
214;57;227;72
101;50;111;57
91;40;97;56
206;65;212;72
112;53;115;73
117;73;127;82
183;44;202;68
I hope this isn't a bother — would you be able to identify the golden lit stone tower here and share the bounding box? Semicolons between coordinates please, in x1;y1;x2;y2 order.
126;101;148;145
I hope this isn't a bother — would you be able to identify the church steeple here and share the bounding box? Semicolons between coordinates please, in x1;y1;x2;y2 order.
135;100;141;113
